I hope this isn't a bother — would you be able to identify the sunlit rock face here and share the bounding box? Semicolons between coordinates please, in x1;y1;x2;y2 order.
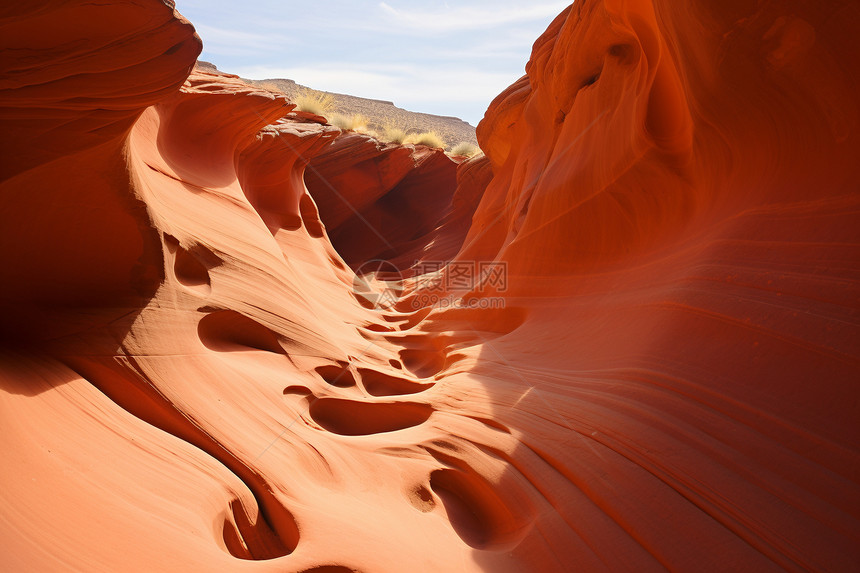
1;1;858;572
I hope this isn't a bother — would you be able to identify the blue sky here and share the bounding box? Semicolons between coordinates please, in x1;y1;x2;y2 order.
175;0;569;126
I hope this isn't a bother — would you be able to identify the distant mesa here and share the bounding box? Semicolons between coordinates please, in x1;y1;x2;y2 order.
198;61;478;148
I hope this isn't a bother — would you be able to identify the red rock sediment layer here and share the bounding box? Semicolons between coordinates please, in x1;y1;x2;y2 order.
1;1;858;571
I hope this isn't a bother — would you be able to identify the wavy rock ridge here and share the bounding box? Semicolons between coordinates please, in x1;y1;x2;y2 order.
1;1;858;572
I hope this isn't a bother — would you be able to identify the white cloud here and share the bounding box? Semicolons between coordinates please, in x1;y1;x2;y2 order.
194;23;295;56
433;32;542;61
178;0;565;123
377;1;569;33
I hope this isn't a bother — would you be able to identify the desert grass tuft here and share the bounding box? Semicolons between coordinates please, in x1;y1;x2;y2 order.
329;113;369;132
381;126;408;144
294;89;334;116
404;131;446;149
449;142;481;157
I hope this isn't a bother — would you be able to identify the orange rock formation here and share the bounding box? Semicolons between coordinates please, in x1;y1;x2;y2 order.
1;1;858;571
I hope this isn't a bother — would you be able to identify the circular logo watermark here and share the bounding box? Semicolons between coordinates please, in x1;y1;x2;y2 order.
352;259;404;310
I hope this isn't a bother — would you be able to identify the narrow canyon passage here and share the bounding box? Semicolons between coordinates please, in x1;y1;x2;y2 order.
1;1;858;572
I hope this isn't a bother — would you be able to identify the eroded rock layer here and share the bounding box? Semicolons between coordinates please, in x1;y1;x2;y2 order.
1;1;858;572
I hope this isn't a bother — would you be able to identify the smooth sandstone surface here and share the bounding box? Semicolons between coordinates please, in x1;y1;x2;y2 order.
1;1;858;572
